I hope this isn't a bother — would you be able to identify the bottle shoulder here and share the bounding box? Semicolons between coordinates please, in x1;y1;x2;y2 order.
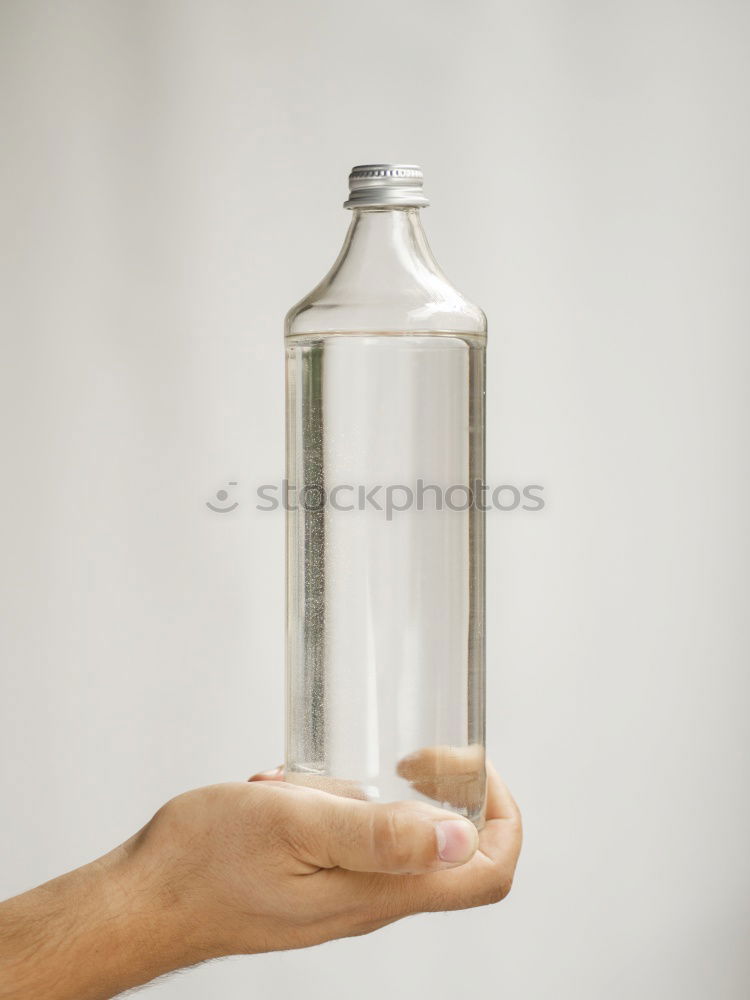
285;275;487;337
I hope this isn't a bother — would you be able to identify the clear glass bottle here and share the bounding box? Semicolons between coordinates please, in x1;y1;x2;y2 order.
285;165;487;825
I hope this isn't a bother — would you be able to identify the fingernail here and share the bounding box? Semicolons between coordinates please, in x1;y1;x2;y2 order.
248;765;284;782
435;819;477;864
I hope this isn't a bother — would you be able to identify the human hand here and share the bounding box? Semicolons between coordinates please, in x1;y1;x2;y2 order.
0;763;520;1000
132;759;521;961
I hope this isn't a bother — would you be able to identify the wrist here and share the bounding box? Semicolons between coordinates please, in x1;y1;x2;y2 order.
0;840;200;1000
105;835;212;984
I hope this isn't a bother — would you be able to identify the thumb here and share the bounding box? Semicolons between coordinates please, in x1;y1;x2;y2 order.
287;791;479;875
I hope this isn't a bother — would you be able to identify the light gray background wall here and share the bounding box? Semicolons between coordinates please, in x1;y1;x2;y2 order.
1;1;748;997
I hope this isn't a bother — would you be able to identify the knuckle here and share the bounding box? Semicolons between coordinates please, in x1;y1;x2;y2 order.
485;870;514;905
375;806;418;871
248;782;285;821
508;812;523;841
247;785;297;850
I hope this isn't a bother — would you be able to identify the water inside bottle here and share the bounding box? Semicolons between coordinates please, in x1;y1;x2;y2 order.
286;332;485;826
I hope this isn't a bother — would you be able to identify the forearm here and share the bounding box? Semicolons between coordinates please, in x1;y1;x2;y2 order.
0;843;191;1000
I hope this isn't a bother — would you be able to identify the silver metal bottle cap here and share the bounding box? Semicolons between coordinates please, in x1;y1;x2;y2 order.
344;164;429;209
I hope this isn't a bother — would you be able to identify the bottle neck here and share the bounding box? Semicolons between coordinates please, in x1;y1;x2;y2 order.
330;208;445;296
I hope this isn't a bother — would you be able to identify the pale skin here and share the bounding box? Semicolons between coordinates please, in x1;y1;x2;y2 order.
0;758;521;1000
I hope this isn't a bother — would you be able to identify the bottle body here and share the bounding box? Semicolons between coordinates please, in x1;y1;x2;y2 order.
285;190;486;825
